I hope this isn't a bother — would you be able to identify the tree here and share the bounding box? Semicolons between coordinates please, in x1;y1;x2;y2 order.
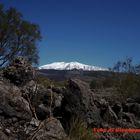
113;57;135;73
0;4;41;66
135;64;140;74
122;57;133;73
113;61;122;72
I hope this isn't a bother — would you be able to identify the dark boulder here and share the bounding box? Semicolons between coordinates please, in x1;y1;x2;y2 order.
123;103;140;118
31;118;67;140
60;79;102;127
102;106;118;124
112;102;122;117
0;80;32;121
0;130;8;140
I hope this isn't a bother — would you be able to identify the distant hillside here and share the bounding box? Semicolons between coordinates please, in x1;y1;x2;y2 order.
38;69;113;82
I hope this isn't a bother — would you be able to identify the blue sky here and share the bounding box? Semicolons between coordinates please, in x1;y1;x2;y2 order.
1;0;140;68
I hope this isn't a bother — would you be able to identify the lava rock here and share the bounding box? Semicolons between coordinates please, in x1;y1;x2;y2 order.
0;81;32;121
3;57;35;85
33;118;67;140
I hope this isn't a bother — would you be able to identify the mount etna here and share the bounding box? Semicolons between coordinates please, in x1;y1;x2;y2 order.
38;62;110;81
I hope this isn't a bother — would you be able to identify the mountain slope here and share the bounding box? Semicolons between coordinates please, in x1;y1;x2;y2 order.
39;62;108;71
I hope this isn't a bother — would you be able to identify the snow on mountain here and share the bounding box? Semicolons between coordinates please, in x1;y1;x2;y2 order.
39;62;108;71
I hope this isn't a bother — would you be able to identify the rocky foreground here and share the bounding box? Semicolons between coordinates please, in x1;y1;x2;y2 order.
0;58;139;140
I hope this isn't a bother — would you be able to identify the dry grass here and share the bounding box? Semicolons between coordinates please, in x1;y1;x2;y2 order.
64;116;97;140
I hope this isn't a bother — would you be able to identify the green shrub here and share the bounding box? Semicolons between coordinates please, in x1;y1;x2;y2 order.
90;80;103;89
117;73;140;97
64;116;96;140
90;73;140;97
102;77;118;88
36;74;52;87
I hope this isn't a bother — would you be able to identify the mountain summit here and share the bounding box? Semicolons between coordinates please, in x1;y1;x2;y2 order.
39;62;108;71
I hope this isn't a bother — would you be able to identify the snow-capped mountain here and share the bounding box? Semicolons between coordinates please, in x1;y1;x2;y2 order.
39;62;108;71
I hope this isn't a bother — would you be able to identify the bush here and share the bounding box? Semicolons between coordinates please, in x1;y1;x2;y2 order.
102;78;117;88
90;73;140;98
64;116;96;140
90;78;117;89
36;74;52;87
90;79;103;89
117;73;140;97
